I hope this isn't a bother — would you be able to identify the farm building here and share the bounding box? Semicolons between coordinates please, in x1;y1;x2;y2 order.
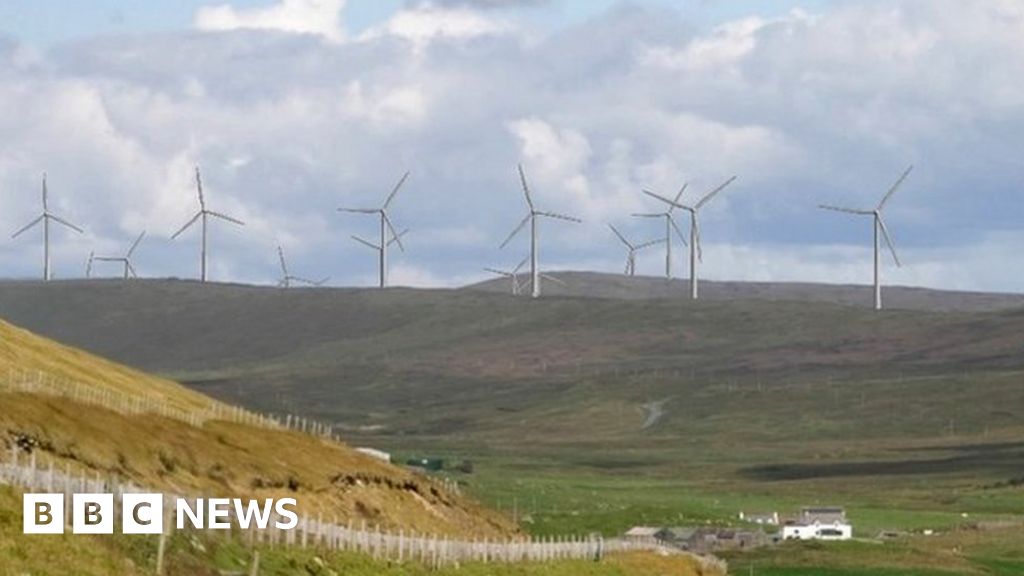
623;526;671;543
355;447;391;462
781;507;853;541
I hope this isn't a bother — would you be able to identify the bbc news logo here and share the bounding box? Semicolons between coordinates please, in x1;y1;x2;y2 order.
24;494;298;535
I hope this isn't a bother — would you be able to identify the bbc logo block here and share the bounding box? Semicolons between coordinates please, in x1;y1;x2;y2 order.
23;493;296;534
24;493;164;535
23;494;64;534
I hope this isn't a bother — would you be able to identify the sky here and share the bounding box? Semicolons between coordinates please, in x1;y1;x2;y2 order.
0;0;1021;291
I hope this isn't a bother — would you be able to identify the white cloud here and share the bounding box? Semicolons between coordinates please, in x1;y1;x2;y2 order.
359;5;512;49
195;0;346;42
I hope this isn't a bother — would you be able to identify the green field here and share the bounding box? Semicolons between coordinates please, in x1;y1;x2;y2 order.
2;278;1024;573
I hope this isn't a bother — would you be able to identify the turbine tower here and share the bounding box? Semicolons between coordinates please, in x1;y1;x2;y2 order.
338;172;410;288
632;184;688;280
91;231;145;279
643;176;738;299
171;167;245;283
500;164;581;299
608;224;664;276
277;246;329;288
11;173;84;281
819;166;912;310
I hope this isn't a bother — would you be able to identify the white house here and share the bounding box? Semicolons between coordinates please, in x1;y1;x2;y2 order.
781;507;852;541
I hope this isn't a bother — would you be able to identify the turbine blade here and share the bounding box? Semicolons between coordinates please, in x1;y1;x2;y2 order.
607;223;631;248
484;268;512;278
387;228;409;248
518;164;534;211
537;211;582;223
278;246;288;277
694;217;703;262
315;277;330;286
383;213;405;252
666;182;689;214
695;175;737;210
877;215;902;267
195;166;205;209
636;238;666;250
127;231;146;257
642;189;686;209
338;207;378;214
878;165;914;210
669;217;688;246
127;262;138;278
86;251;94;277
207;211;245;226
42;174;48;211
631;213;664;218
499;214;531;249
48;214;84;234
671;182;689;206
351;235;380;251
11;215;44;238
818;205;872;216
541;273;567;286
171;212;202;239
514;256;529;273
383;171;411;209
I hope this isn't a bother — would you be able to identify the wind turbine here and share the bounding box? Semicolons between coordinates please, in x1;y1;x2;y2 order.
632;184;688;280
819;166;912;311
484;256;530;296
608;224;665;277
171;166;245;283
500;164;581;299
338;172;410;288
11;173;84;281
643;175;738;300
91;231;145;279
277;246;329;288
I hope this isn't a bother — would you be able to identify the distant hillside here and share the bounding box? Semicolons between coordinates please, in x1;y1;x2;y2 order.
468;271;1024;313
1;278;1023;449
0;316;516;539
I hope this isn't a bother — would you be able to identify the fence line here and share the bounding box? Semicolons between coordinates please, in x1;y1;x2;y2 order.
1;368;467;497
0;447;726;573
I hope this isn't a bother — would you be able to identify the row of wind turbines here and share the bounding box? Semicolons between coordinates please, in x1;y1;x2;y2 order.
9;163;914;310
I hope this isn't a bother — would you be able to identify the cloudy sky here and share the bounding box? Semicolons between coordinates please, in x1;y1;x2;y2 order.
0;0;1021;291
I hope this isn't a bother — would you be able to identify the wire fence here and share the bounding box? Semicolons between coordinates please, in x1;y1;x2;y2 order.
0;446;727;573
1;368;466;500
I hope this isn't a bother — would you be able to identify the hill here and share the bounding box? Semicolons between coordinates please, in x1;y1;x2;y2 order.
0;316;515;538
468;271;1024;312
3;277;1024;543
0;315;717;575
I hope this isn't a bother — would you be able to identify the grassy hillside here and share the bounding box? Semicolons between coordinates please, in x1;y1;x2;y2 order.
0;316;515;539
468;272;1024;312
3;278;1024;564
